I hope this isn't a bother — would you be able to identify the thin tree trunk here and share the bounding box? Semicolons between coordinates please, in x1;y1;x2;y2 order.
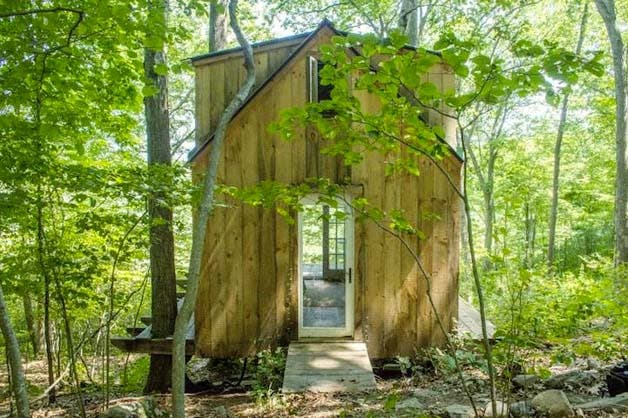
38;199;56;404
547;3;588;267
461;128;498;417
464;103;507;262
0;283;30;418
171;1;255;416
594;0;628;265
398;0;418;47
22;293;40;357
416;1;434;46
52;271;86;418
143;0;178;394
209;0;228;52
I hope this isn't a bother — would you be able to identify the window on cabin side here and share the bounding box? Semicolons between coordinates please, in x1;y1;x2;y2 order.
308;56;333;103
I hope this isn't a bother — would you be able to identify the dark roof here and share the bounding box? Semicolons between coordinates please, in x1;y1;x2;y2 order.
188;19;462;163
190;31;312;64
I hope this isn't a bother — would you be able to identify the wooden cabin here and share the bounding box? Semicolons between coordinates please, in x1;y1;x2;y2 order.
188;20;462;359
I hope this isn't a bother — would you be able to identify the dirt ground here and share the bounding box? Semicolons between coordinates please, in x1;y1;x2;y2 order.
1;357;625;417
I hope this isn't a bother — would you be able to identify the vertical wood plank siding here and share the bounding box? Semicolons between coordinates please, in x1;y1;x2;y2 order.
192;30;461;358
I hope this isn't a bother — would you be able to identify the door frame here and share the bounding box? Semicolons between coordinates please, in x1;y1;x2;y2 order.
297;194;354;339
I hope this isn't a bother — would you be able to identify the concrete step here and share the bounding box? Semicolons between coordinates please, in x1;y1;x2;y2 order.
282;341;376;393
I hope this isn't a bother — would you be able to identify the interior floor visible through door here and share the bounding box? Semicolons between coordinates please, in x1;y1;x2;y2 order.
303;279;345;328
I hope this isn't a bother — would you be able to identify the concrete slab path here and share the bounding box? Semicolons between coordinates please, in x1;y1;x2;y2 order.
282;341;376;393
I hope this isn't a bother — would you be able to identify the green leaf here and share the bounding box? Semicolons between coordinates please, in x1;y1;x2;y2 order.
154;63;168;76
142;84;160;97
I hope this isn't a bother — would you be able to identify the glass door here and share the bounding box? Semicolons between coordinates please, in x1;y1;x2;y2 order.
298;197;354;338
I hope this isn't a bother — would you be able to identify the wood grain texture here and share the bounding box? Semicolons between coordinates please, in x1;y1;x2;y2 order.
192;29;461;358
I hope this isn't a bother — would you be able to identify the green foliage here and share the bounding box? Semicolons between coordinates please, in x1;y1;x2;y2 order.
252;348;287;402
121;356;151;393
383;393;400;411
473;255;626;361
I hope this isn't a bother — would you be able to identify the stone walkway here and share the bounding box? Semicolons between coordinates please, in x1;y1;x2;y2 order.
282;341;376;393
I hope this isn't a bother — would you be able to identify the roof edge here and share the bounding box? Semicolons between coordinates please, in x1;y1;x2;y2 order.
187;19;460;163
188;19;340;162
190;32;311;64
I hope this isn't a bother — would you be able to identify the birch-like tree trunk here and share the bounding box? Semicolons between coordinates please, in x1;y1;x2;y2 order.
547;3;588;268
594;0;628;265
0;284;30;418
464;102;508;261
171;1;255;416
143;0;178;393
209;0;228;52
398;0;418;47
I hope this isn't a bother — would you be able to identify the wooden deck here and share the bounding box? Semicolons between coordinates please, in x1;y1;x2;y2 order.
282;342;376;393
111;281;195;355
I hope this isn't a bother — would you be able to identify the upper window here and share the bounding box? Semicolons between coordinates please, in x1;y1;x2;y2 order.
308;56;333;103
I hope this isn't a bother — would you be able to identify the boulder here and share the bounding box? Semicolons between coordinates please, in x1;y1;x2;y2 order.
395;397;425;411
213;405;235;417
186;356;212;385
483;400;508;417
532;389;574;417
512;374;540;389
546;370;598;390
99;398;163;418
509;400;533;417
575;392;628;413
445;404;475;418
586;358;601;370
412;387;438;399
100;406;142;418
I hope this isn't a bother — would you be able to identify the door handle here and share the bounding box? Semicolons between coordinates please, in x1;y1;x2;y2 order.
348;267;352;284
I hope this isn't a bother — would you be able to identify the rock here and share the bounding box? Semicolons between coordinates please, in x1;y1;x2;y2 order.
383;363;401;371
186;356;212;385
546;370;598;390
607;361;628;396
213;405;234;417
483;400;508;417
412;388;438;399
99;398;163;418
586;358;601;370
100;405;141;418
532;389;574;417
575;392;628;413
513;374;540;389
509;400;533;417
445;404;475;418
396;397;425;411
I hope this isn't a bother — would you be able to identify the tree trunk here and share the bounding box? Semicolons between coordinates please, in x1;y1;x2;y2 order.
209;0;228;52
22;293;40;357
416;1;434;46
594;0;628;265
171;1;255;416
0;283;30;418
398;0;418;47
548;3;588;268
464;103;507;263
37;199;56;404
52;272;86;418
143;0;178;395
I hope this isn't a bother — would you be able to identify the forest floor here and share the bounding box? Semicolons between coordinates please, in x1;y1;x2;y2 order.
0;353;625;417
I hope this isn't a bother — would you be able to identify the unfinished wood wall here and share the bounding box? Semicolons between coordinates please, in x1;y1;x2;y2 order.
192;28;461;358
194;38;304;146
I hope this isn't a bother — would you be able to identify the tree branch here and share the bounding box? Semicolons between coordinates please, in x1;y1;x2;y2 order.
171;1;256;416
0;7;83;18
